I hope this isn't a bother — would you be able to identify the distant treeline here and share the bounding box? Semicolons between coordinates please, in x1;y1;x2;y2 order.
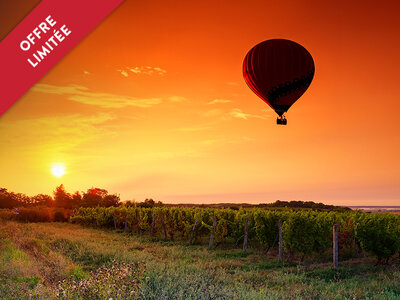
0;185;349;211
165;200;350;211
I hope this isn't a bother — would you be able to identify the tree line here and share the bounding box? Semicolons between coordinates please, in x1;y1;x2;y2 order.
0;185;121;209
1;186;349;211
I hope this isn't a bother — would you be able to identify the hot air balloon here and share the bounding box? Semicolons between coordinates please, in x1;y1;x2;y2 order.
243;39;315;125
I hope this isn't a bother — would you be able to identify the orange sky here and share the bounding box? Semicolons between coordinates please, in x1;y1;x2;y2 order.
0;0;399;205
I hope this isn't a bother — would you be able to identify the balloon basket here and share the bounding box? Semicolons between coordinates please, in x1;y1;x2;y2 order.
277;117;287;125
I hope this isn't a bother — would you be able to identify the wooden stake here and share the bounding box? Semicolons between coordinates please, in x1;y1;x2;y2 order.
209;217;217;249
124;216;128;232
189;219;197;245
333;223;338;269
136;215;140;234
278;219;283;262
243;217;249;252
113;214;117;230
161;215;168;239
150;215;156;237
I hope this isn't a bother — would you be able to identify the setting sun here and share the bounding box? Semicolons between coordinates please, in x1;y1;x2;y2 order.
51;163;66;178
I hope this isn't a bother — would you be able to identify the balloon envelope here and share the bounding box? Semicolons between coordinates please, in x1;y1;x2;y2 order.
243;39;315;116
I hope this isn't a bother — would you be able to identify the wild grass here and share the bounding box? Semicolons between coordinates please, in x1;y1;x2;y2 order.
0;220;399;299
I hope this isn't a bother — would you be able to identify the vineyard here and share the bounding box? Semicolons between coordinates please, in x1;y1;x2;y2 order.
70;206;400;263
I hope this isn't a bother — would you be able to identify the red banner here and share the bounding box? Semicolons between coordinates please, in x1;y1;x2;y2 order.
0;0;124;117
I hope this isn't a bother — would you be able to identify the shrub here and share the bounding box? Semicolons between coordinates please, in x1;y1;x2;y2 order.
54;208;72;222
56;260;146;299
15;207;53;222
355;214;400;261
282;211;331;260
0;209;14;221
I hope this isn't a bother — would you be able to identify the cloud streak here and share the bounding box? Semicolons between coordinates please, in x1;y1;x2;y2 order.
168;96;188;102
117;66;167;77
0;113;116;155
229;108;267;120
207;99;232;105
32;84;162;108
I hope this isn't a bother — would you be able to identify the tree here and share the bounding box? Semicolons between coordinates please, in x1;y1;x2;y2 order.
71;191;82;208
137;199;163;208
54;184;72;208
31;194;54;207
13;193;30;207
81;188;119;207
0;188;17;208
82;188;105;207
142;198;155;208
101;194;120;207
123;200;136;207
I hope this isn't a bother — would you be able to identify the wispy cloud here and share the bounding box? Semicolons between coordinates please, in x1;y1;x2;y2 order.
117;66;167;77
229;108;267;120
168;96;188;102
117;70;129;77
202;107;267;121
202;109;223;117
201;136;254;146
207;99;232;105
175;126;211;132
0;113;116;154
32;84;162;108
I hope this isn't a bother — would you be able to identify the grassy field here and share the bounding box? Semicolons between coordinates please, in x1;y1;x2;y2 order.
1;220;399;299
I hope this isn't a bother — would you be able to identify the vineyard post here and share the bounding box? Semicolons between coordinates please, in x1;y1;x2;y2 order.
136;214;140;234
243;217;249;252
333;223;338;269
124;216;128;232
161;215;168;239
113;214;117;230
189;219;197;245
278;219;283;262
209;217;217;249
150;215;156;237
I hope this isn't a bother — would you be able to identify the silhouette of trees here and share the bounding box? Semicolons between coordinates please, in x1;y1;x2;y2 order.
51;186;121;208
124;200;136;207
0;188;18;208
101;194;120;207
0;188;54;208
136;198;164;208
71;191;82;208
81;188;120;207
1;186;122;209
2;187;347;211
121;199;164;208
54;184;73;208
31;194;54;207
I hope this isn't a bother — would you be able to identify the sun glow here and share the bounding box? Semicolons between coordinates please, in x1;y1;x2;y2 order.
51;163;66;177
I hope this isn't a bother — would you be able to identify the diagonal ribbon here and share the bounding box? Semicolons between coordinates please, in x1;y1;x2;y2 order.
0;0;124;117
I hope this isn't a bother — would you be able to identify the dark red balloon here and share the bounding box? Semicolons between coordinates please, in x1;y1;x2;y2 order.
243;39;315;117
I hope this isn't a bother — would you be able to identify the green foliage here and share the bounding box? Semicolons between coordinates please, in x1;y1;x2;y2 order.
216;250;253;259
282;211;331;258
355;213;400;260
57;260;146;299
2;221;400;299
69;206;400;262
67;265;88;281
254;210;288;250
